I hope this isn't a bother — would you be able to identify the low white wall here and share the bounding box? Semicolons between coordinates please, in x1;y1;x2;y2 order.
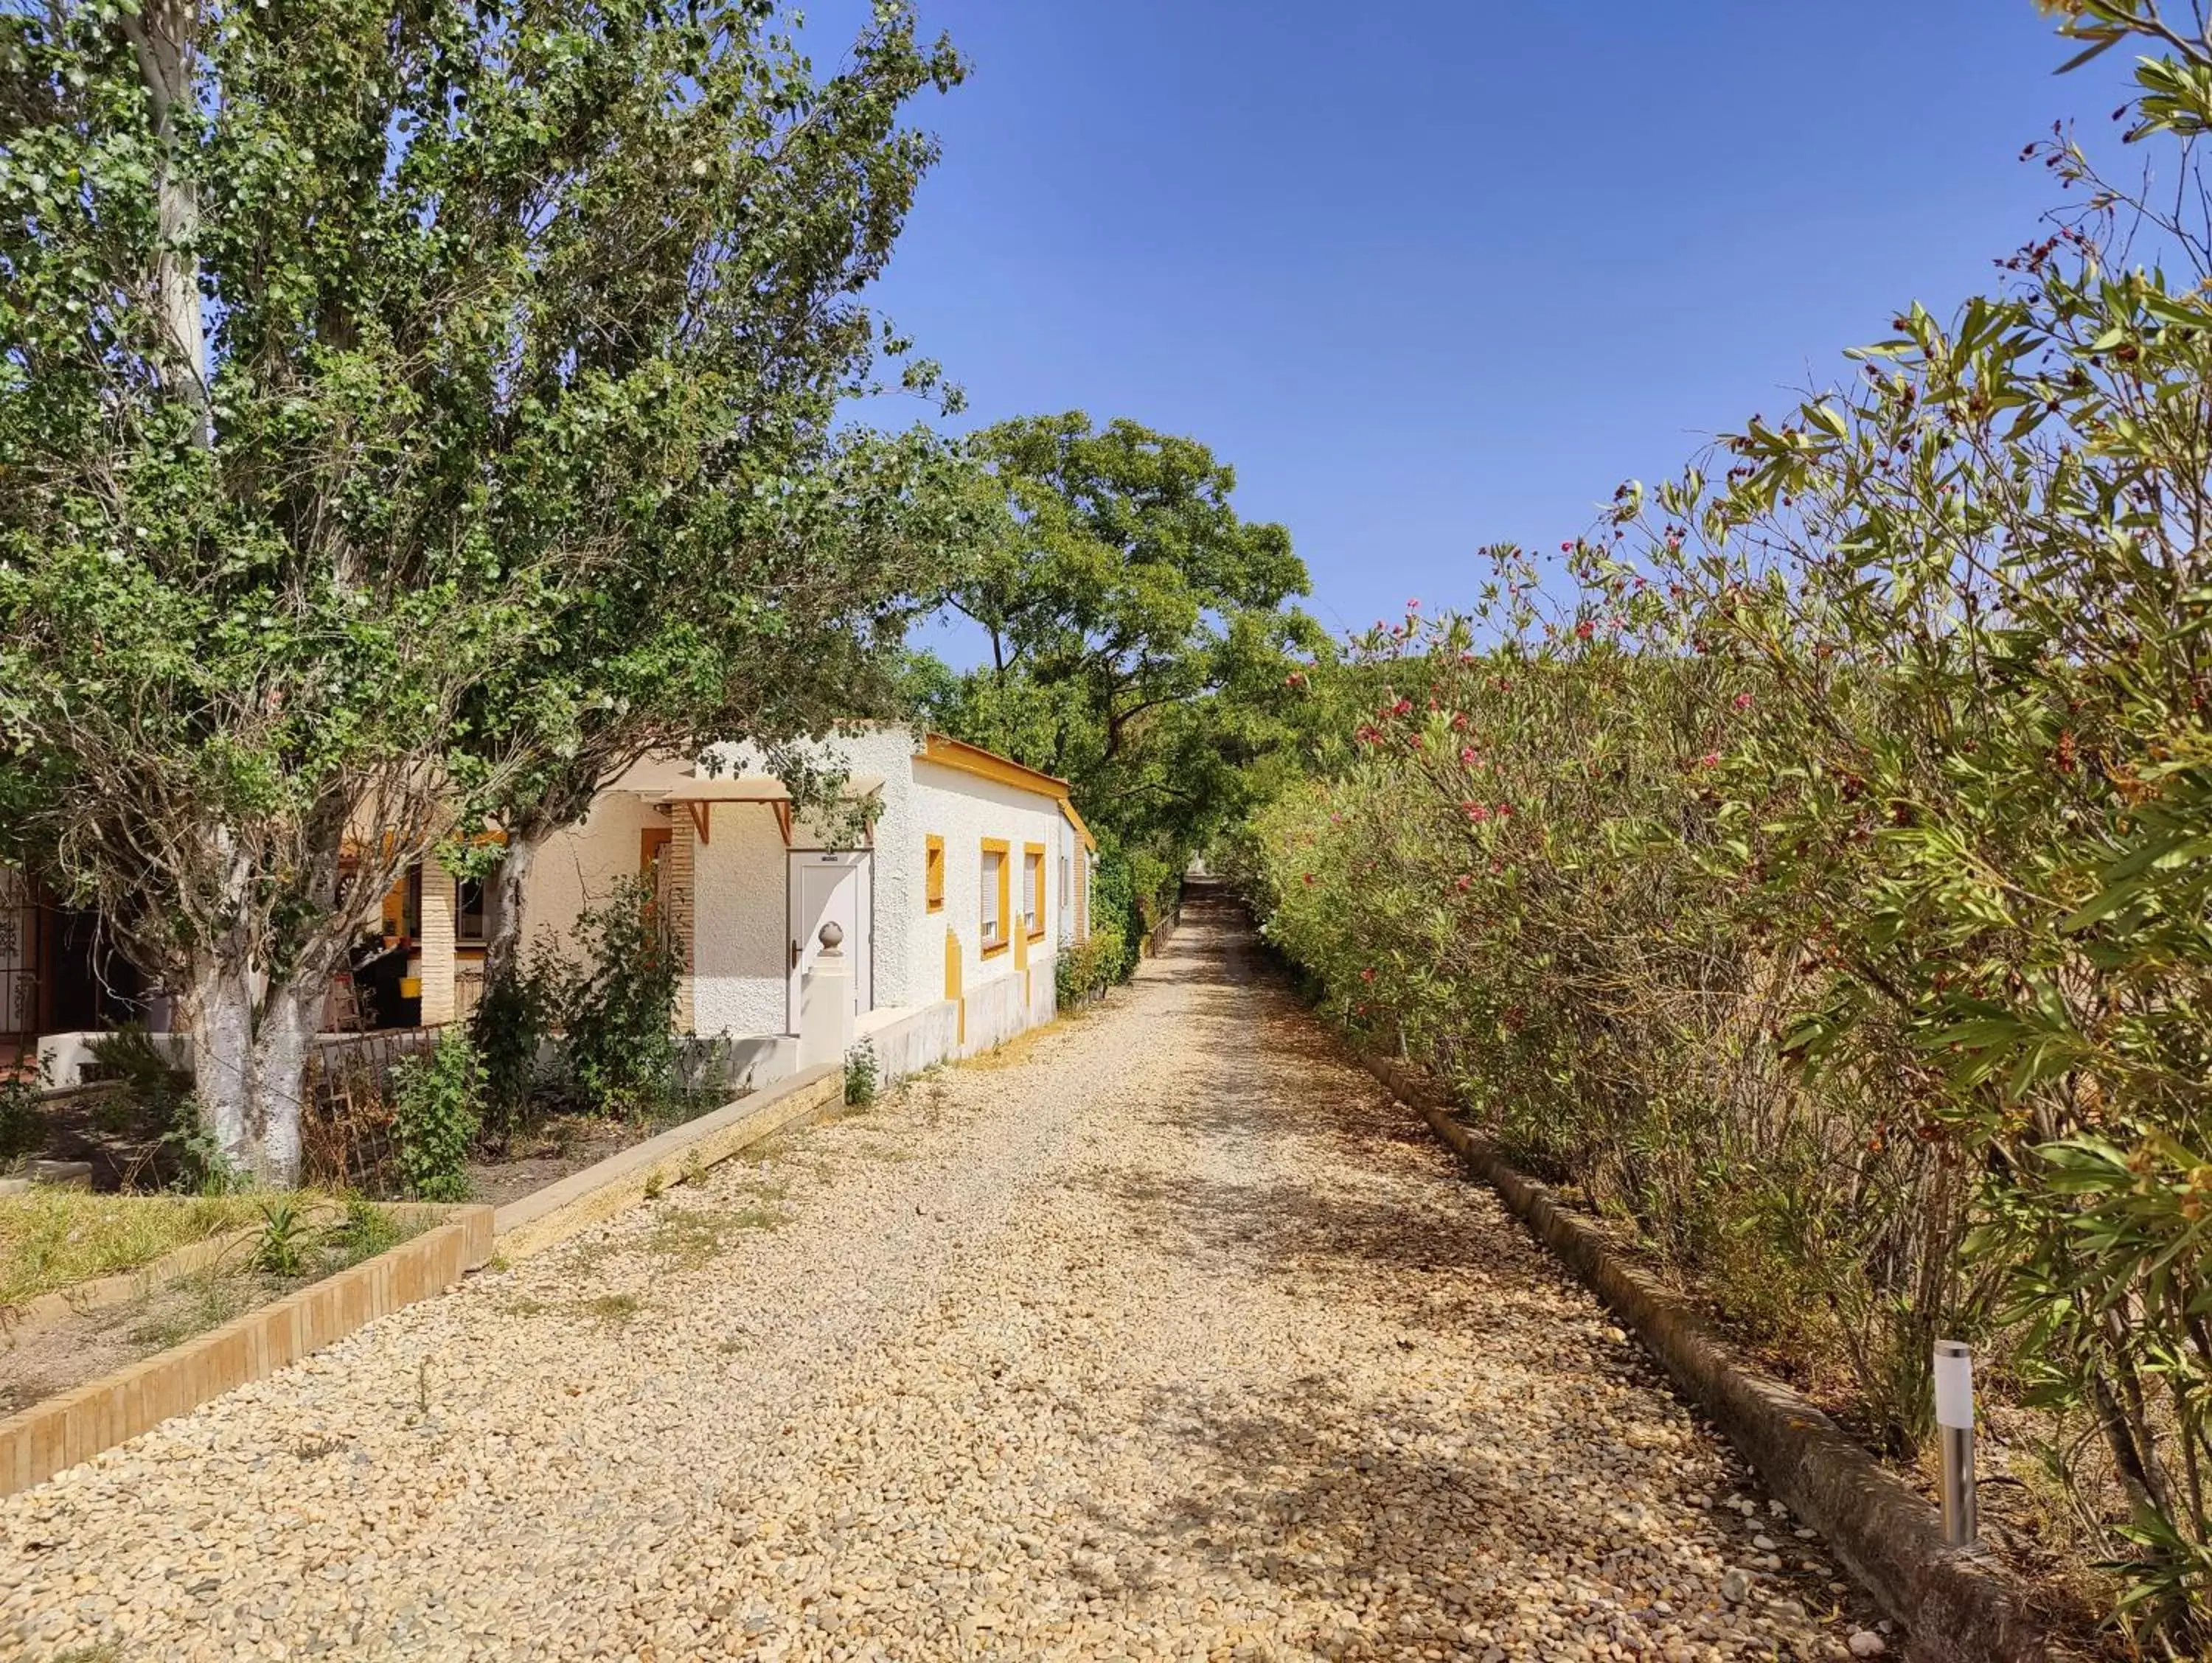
855;1000;961;1084
37;1031;192;1089
677;1031;799;1096
957;969;1031;1058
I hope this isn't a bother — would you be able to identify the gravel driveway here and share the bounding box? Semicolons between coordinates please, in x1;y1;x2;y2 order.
1;891;1886;1662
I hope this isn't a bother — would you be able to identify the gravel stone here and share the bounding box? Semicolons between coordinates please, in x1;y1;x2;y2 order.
0;899;1888;1659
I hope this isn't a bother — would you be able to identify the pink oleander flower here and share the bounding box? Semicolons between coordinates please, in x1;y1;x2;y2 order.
1460;745;1477;765
1731;691;1753;711
1360;967;1377;983
1700;751;1720;768
1455;874;1472;892
1463;801;1490;822
1495;803;1514;818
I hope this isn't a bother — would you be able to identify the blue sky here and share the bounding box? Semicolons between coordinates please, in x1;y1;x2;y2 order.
804;1;2140;660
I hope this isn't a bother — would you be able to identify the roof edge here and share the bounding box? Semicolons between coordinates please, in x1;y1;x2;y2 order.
919;733;1075;801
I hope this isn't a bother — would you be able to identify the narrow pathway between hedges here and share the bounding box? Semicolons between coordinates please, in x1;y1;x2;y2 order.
0;887;1885;1663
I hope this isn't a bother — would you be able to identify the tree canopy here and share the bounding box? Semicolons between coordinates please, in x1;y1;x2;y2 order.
911;413;1326;916
0;0;962;1178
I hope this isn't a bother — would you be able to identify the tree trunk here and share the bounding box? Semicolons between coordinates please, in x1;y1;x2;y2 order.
479;828;547;996
179;958;321;1186
251;983;319;1188
184;957;254;1168
118;0;207;430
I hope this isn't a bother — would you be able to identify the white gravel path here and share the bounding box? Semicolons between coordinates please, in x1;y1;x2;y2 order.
0;893;1888;1662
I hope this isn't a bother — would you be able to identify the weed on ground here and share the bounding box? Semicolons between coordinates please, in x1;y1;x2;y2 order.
582;1292;640;1323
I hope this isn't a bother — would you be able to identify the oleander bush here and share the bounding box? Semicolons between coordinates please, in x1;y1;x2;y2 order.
1239;15;2212;1644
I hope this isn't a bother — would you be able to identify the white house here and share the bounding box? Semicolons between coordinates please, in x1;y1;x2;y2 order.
411;727;1096;1090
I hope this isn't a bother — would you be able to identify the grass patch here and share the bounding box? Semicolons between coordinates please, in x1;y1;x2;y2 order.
638;1202;790;1269
0;1190;268;1306
582;1292;641;1322
122;1268;259;1350
959;1019;1067;1071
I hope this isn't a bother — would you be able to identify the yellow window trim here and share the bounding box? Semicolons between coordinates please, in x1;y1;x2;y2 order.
1023;842;1047;941
925;832;945;913
980;837;1012;951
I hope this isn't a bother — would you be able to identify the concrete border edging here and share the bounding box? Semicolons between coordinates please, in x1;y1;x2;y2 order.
491;1064;844;1261
0;1203;493;1499
1360;1053;2051;1663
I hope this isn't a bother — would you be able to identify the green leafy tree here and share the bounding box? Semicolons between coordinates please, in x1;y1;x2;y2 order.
912;413;1326;907
459;425;984;995
0;0;961;1181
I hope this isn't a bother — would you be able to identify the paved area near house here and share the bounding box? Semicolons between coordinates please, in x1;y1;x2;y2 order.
0;892;1882;1662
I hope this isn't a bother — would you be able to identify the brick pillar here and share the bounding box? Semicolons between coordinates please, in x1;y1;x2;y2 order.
418;856;456;1026
668;819;697;1033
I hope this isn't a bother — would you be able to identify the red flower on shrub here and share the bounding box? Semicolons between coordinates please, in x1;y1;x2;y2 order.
1360;967;1377;983
1575;620;1594;641
1700;751;1719;768
1460;745;1478;765
1495;803;1514;819
1455;874;1472;892
1302;873;1314;886
1463;801;1490;822
1731;691;1753;711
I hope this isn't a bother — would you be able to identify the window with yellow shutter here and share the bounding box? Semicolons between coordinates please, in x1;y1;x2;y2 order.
981;839;1009;952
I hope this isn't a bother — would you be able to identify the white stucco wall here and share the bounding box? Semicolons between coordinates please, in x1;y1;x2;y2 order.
909;758;1069;1008
524;727;1079;1057
689;798;791;1039
681;726;922;1040
523;793;664;964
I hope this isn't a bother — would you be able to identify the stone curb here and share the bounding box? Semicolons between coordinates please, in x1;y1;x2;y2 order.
0;1203;493;1499
490;1064;844;1261
1360;1053;2052;1663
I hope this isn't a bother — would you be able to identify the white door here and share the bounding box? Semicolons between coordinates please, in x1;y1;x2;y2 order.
787;850;872;1033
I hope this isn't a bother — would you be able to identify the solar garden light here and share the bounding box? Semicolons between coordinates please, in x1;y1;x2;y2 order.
1934;1339;1977;1547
